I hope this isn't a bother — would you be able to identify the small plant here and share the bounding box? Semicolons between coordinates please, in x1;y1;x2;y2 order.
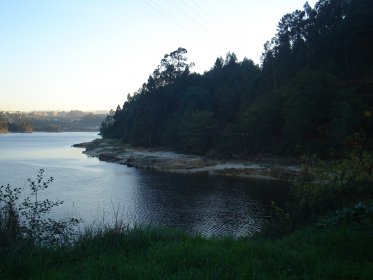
0;169;80;246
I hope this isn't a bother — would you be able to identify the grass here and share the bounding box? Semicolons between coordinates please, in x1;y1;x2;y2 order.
0;219;372;279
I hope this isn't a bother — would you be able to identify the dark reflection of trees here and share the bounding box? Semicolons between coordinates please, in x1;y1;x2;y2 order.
129;171;290;237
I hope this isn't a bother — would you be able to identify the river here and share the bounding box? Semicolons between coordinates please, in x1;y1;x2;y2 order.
0;132;290;237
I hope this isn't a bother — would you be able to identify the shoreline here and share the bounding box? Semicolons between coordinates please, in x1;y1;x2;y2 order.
73;139;301;181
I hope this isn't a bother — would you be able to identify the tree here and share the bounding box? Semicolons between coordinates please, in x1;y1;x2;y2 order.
178;111;217;154
240;93;284;155
152;47;194;87
0;114;7;132
180;86;211;112
282;71;336;154
99;0;372;157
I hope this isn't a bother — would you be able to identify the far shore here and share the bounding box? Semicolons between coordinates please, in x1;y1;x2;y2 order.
73;139;301;181
0;130;99;133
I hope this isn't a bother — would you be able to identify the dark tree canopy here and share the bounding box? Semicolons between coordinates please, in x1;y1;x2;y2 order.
101;0;373;157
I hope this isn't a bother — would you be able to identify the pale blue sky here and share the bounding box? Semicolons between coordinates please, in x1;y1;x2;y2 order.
0;0;316;112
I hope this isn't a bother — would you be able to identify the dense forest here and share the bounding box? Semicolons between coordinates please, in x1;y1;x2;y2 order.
101;0;373;157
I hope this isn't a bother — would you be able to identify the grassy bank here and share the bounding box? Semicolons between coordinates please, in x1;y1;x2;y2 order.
1;219;372;279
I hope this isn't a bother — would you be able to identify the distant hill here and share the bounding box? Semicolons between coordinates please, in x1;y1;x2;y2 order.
0;110;107;132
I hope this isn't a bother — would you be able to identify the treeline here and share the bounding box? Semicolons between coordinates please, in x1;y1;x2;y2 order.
0;115;32;133
0;117;8;132
0;111;106;133
101;0;373;157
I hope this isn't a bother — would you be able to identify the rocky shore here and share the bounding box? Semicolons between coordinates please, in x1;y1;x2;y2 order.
73;139;301;181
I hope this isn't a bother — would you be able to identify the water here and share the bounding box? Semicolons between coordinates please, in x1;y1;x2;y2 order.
0;132;290;237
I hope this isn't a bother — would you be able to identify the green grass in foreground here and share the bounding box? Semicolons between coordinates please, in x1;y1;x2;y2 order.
0;219;372;280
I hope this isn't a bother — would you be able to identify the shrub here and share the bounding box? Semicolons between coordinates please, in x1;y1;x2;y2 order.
0;169;80;246
264;150;373;238
318;202;373;228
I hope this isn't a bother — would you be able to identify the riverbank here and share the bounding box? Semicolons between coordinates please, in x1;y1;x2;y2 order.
1;219;372;279
74;139;300;181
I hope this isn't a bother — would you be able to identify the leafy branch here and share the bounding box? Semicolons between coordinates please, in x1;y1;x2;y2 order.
0;169;81;246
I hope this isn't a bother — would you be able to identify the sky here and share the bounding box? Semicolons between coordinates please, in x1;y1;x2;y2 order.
0;0;317;112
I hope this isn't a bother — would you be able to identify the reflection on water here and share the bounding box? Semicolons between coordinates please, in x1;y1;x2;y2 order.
129;171;289;237
0;132;290;237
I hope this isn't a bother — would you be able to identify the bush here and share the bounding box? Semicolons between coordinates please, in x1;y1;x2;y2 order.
0;169;80;246
264;150;373;238
318;202;373;228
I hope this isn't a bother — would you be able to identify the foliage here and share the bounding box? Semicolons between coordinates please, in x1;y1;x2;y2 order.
178;111;217;154
0;115;8;132
264;150;373;238
239;93;284;155
7;120;33;133
0;111;105;133
281;71;336;154
0;220;372;279
318;202;373;228
101;0;373;157
0;169;80;246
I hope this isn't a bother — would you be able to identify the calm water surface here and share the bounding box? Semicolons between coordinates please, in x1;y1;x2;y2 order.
0;132;289;237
